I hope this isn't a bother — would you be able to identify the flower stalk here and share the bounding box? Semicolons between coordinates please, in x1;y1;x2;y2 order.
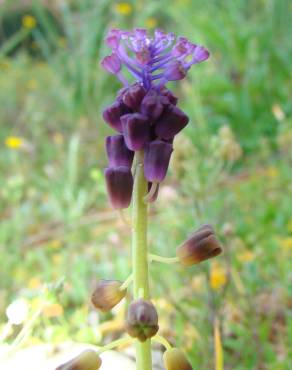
132;151;152;370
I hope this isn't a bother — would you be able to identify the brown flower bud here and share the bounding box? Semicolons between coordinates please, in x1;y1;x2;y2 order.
91;280;126;312
125;298;159;342
176;224;222;266
55;350;102;370
163;348;193;370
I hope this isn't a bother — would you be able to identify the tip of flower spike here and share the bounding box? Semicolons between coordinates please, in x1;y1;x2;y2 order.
102;28;210;89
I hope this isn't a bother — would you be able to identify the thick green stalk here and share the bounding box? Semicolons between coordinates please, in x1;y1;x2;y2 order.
132;151;152;370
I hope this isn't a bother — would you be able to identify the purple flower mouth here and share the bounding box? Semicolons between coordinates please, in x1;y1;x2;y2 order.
101;28;209;89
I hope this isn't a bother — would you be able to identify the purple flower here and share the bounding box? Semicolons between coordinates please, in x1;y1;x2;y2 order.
121;113;150;151
105;135;134;168
144;140;173;182
104;167;133;209
101;29;209;207
101;53;121;74
121;83;147;111
140;89;167;120
155;105;189;140
103;101;126;133
101;28;209;89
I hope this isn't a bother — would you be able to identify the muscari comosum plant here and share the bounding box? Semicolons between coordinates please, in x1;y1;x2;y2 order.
56;28;222;370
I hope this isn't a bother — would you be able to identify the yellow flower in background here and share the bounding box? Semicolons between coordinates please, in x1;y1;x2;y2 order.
22;15;37;29
279;237;292;251
265;166;278;178
5;136;23;149
115;2;133;15
210;263;227;290
237;250;255;263
43;303;64;318
49;239;62;249
53;132;64;145
52;253;62;265
28;277;42;290
146;17;158;28
27;79;38;90
287;220;292;233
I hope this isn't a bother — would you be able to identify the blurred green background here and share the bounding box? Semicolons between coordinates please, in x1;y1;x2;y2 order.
0;0;291;369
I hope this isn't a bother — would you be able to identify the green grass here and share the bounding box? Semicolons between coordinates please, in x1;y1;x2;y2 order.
0;0;291;369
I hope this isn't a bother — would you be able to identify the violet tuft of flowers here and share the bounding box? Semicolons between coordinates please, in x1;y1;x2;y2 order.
101;28;209;206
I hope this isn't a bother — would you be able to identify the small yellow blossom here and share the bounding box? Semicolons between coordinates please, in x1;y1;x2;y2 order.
146;17;157;28
27;79;38;90
52;253;62;264
22;15;37;29
265;166;278;178
49;239;62;249
5;136;23;149
43;303;64;318
237;250;255;263
210;263;227;290
287;220;292;233
53;132;64;145
115;2;133;15
28;277;42;290
279;237;292;251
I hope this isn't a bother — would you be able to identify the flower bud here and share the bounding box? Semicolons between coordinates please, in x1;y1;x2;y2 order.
125;299;159;342
102;101;124;133
163;348;193;370
160;87;178;105
122;83;146;110
144;140;173;182
140;90;165;120
55;350;102;370
104;166;133;209
101;52;121;74
155;105;189;140
121;113;150;151
177;224;222;266
91;280;127;312
106;135;134;168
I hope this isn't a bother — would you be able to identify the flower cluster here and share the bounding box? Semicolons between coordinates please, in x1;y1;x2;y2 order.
102;28;209;209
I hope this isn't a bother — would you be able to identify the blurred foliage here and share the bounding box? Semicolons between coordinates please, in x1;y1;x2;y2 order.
0;0;291;369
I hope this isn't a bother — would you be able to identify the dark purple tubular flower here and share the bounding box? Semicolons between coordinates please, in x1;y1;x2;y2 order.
155;105;189;140
121;113;150;151
104;167;133;209
101;28;209;206
106;135;134;168
144;140;173;182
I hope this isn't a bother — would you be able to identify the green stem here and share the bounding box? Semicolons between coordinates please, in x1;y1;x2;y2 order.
132;151;152;370
97;337;134;354
148;254;179;264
